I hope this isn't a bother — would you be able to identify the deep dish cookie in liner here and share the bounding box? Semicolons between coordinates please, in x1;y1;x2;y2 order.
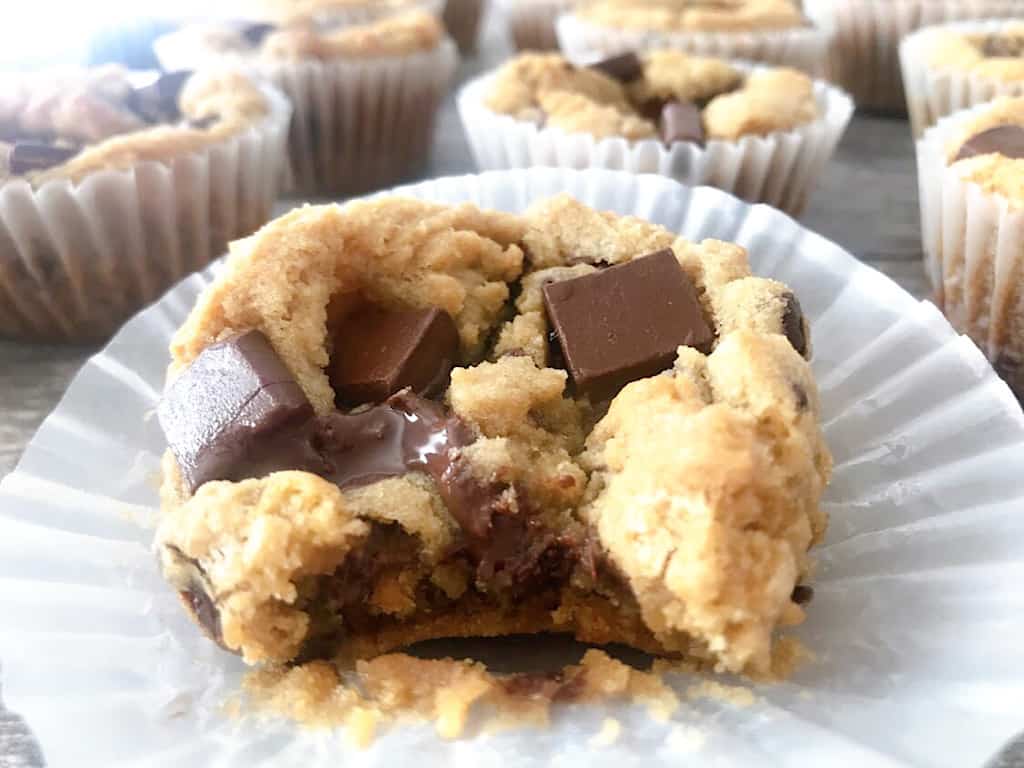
458;51;852;215
155;194;831;711
902;19;1024;138
0;66;289;341
917;96;1024;401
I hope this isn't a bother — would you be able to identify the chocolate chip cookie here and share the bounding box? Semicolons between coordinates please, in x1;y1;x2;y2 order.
155;194;831;676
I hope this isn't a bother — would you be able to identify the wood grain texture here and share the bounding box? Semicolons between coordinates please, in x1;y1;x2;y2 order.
0;13;949;768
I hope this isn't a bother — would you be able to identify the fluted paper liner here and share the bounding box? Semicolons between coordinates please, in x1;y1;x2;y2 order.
806;0;1023;113
557;12;833;77
0;84;290;342
155;37;458;196
917;103;1024;398
456;66;853;216
902;18;1024;138
2;168;1024;767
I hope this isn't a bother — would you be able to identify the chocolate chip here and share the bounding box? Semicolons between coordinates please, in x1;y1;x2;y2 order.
781;292;808;357
981;35;1024;57
791;382;809;411
329;305;459;406
157;330;315;493
542;249;713;400
181;587;224;646
129;70;192;124
587;52;643;83
953;124;1024;163
240;22;276;45
9;141;79;174
187;114;219;130
661;101;705;146
791;585;814;605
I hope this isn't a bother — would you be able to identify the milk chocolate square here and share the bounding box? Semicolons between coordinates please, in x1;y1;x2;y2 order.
542;249;712;399
157;330;314;492
329;305;460;405
661;101;705;146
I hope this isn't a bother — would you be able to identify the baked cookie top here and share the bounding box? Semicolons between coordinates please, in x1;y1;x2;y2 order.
248;0;426;23
924;22;1024;81
171;11;444;62
577;0;806;33
484;51;820;143
945;97;1024;204
0;67;269;186
155;194;831;677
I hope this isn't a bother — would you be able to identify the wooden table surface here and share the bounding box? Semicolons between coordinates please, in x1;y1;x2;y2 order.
0;10;969;767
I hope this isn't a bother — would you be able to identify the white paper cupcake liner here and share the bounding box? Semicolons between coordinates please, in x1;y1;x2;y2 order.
917;103;1024;398
3;168;1024;767
0;83;291;343
901;18;1024;138
556;12;833;78
155;37;459;196
495;0;576;51
804;0;1023;113
456;66;853;216
443;0;486;54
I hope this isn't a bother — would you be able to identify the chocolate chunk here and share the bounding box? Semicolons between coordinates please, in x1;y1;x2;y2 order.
181;588;224;646
129;70;192;123
953;124;1024;163
240;22;276;45
329;305;459;406
587;52;643;83
9;141;79;174
187;114;219;130
981;35;1024;58
791;585;814;605
994;355;1023;402
781;292;808;357
542;249;713;400
660;101;705;146
157;330;315;492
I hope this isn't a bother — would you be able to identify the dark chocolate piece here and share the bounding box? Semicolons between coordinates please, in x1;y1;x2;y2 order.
9;141;79;174
329;305;459;405
542;249;713;400
240;22;276;45
953;124;1024;163
187;114;219;131
181;588;224;646
660;101;705;146
587;52;643;83
994;355;1023;402
791;585;814;605
981;35;1024;58
157;330;315;492
781;292;808;357
130;70;192;123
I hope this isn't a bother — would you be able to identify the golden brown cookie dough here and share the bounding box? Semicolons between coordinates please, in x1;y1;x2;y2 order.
156;194;831;682
0;67;270;185
924;22;1024;82
484;51;820;144
578;0;806;33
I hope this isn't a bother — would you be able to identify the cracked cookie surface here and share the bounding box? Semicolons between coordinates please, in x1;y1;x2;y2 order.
156;194;831;677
